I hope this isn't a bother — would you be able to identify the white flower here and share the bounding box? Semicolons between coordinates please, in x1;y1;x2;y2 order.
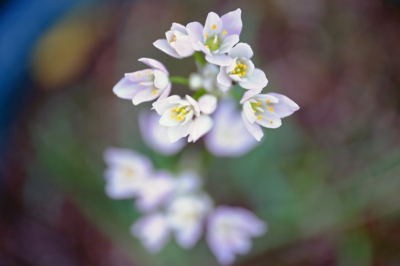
103;147;152;199
207;206;267;265
217;43;268;90
135;170;203;212
205;99;258;157
187;9;242;66
240;89;300;141
189;63;230;92
198;94;217;115
152;95;213;143
154;23;195;59
139;111;186;155
131;213;170;253
113;58;171;105
167;193;213;249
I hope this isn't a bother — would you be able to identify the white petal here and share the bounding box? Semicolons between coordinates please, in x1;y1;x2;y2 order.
186;22;204;51
158;83;171;101
153;69;169;90
241;111;264;141
160;108;181;127
175;223;203;249
152;95;181;114
204;12;223;36
189;73;203;90
153;39;182;58
168;121;194;143
220;8;243;36
132;87;159;105
240;89;262;104
198;94;217;115
243;101;256;123
205;54;232;66
124;69;153;83
112;77;141;100
218;34;240;54
185;95;200;115
138;58;169;74
188;115;213;142
228;43;253;59
216;67;232;87
174;36;195;57
239;68;268;90
267;93;300;118
171;22;187;33
257;113;282;129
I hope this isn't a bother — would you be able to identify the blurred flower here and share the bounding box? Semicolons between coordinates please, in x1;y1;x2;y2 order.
131;213;170;253
189;63;230;92
153;95;213;143
103;147;153;199
206;206;267;265
240;90;300;141
217;43;268;90
139;111;186;155
113;58;171;105
205;99;258;157
167;193;213;249
187;9;242;66
153;23;195;59
198;94;218;115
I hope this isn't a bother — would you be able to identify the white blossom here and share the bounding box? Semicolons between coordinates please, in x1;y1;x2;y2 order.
189;63;230;92
154;23;195;59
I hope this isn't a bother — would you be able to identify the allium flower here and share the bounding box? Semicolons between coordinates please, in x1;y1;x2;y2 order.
131;213;170;253
167;193;213;249
205;99;258;157
217;43;268;90
240;90;300;141
139;111;186;155
206;206;267;265
187;9;242;66
189;63;230;92
153;23;195;59
152;95;213;143
113;58;171;105
103;147;152;199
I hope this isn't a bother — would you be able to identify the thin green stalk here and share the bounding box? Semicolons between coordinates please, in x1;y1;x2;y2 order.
169;76;189;86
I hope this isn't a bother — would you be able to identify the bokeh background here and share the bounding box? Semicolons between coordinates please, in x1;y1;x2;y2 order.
1;0;400;265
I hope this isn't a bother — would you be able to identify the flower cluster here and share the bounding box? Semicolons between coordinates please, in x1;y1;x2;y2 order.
113;8;299;146
104;147;267;265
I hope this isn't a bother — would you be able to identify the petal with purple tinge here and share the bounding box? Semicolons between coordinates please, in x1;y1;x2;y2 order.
239;68;268;90
221;8;243;36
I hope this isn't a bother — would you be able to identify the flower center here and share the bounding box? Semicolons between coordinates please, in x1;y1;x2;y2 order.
205;35;221;52
230;61;248;77
170;106;189;121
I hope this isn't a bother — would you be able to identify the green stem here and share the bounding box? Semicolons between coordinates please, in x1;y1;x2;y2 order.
169;76;189;86
193;51;206;66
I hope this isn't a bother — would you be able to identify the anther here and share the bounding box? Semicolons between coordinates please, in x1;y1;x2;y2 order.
270;120;273;124
171;115;175;119
269;107;274;112
147;71;151;75
212;24;217;30
222;30;227;35
266;99;271;103
137;73;141;76
243;65;248;69
152;90;157;95
232;70;236;74
204;33;209;38
257;116;263;120
256;102;261;106
205;45;210;49
241;71;246;76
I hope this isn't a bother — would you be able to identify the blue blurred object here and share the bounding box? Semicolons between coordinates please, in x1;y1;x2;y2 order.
0;0;94;179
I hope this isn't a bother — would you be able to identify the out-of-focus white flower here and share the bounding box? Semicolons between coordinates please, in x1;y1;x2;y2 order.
131;213;170;253
187;9;242;66
139;111;186;155
189;63;230;92
153;95;213;143
113;58;171;105
206;206;267;265
217;43;268;90
135;170;202;212
103;147;153;199
154;23;195;59
167;193;213;249
198;94;217;115
205;99;258;157
240;89;300;141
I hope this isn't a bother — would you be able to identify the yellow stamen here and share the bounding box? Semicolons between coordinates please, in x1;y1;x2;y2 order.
171;115;175;118
257;116;263;120
181;109;187;114
205;45;209;49
232;70;236;74
270;120;273;124
171;109;176;113
253;110;256;113
222;30;227;35
266;99;271;103
241;71;246;76
139;82;143;85
137;72;141;77
237;73;242;77
152;90;157;95
269;107;274;112
236;68;240;72
256;101;261;106
243;65;247;69
204;33;208;38
212;24;217;30
147;71;151;75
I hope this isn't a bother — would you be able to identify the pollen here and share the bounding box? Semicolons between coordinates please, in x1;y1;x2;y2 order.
137;72;141;77
269;107;274;112
222;30;227;35
139;82;143;85
204;33;208;38
171;115;175;119
147;71;151;75
253;110;256;113
241;71;246;76
205;45;210;49
257;116;263;120
243;65;247;69
152;90;157;95
237;73;242;77
266;99;271;103
212;24;217;30
232;70;236;74
270;120;273;124
256;101;261;106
